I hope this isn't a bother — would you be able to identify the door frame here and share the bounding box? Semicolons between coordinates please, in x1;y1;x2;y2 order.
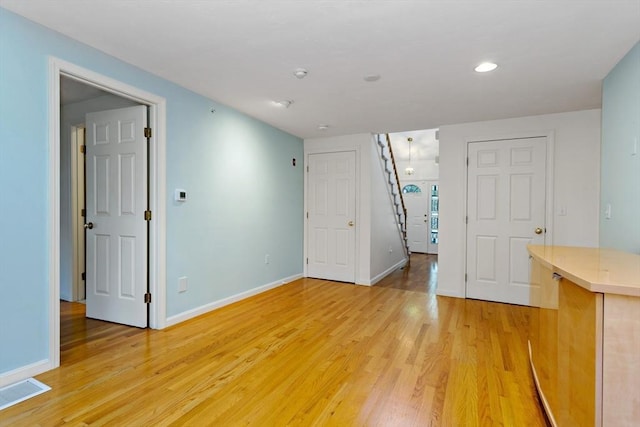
463;131;555;300
70;124;86;302
48;57;167;370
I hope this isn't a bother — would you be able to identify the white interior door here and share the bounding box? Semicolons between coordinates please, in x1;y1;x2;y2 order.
85;105;148;327
307;151;356;283
403;182;429;253
466;137;546;306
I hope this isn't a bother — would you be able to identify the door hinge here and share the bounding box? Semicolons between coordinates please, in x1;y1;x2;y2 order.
81;272;86;281
465;216;468;224
306;212;309;219
144;210;152;221
306;165;309;172
81;208;86;217
144;293;152;304
144;127;152;138
80;145;86;154
466;157;469;166
306;258;308;265
465;273;468;282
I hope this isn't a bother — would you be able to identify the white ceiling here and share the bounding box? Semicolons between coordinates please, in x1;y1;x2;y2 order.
2;1;639;139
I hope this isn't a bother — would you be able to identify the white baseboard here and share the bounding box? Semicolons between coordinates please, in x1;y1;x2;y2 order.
0;359;53;388
165;273;303;327
370;257;408;286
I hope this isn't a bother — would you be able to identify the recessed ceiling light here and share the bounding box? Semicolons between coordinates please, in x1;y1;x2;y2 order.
363;74;381;82
293;68;308;79
317;124;330;131
273;100;293;108
475;62;498;73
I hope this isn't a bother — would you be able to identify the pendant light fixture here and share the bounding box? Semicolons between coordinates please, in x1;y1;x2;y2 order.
405;137;415;175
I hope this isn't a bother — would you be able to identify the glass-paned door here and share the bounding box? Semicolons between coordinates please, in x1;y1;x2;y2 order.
427;182;439;254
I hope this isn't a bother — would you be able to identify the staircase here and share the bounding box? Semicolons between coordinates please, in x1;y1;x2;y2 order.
376;133;411;261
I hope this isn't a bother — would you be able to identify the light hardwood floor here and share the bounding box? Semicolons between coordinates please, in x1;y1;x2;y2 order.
1;254;547;426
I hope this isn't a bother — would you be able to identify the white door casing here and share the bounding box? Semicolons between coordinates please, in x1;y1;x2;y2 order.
71;126;86;302
466;137;547;306
307;151;357;282
17;57;167;389
85;105;148;327
403;183;429;254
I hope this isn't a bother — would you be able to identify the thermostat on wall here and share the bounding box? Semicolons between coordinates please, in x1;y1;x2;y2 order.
175;189;187;202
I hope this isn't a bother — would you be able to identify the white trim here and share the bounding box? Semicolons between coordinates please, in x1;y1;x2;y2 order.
544;132;556;246
165;274;303;327
369;258;408;286
148;95;168;330
70;125;79;301
70;125;85;302
0;360;52;388
45;58;167;379
48;60;61;369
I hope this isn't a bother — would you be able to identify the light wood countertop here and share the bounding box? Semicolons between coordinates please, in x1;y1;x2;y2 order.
528;245;640;297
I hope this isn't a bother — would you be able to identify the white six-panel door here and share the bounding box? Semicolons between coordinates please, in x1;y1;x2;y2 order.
466;137;547;306
85;106;148;327
307;151;356;283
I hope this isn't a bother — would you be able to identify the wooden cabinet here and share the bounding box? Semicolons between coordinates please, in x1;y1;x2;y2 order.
529;259;560;421
528;246;640;427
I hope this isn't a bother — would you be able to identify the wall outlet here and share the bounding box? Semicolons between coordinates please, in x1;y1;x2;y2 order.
178;276;188;293
264;254;270;264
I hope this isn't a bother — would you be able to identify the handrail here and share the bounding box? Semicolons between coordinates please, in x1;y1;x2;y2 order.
385;133;409;262
386;133;408;227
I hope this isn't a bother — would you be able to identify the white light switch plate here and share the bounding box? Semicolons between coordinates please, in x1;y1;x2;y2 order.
178;276;188;293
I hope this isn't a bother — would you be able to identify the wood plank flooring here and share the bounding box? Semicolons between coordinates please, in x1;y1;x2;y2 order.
1;254;547;426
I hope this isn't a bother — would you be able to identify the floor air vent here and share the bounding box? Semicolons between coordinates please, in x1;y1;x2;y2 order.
0;378;51;411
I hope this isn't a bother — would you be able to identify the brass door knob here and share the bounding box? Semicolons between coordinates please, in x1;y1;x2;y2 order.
348;221;354;227
84;222;94;230
535;227;543;235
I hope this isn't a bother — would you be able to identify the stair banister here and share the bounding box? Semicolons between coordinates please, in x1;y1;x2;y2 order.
386;133;408;226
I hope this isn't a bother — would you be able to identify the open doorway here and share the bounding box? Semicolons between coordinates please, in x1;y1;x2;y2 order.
60;77;139;304
62;78;154;328
48;58;167;371
388;129;440;255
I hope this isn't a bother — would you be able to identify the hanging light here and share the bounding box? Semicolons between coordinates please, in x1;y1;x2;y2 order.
405;137;415;175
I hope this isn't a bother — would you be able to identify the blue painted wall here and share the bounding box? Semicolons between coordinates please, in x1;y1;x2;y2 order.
0;8;303;375
600;42;640;253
